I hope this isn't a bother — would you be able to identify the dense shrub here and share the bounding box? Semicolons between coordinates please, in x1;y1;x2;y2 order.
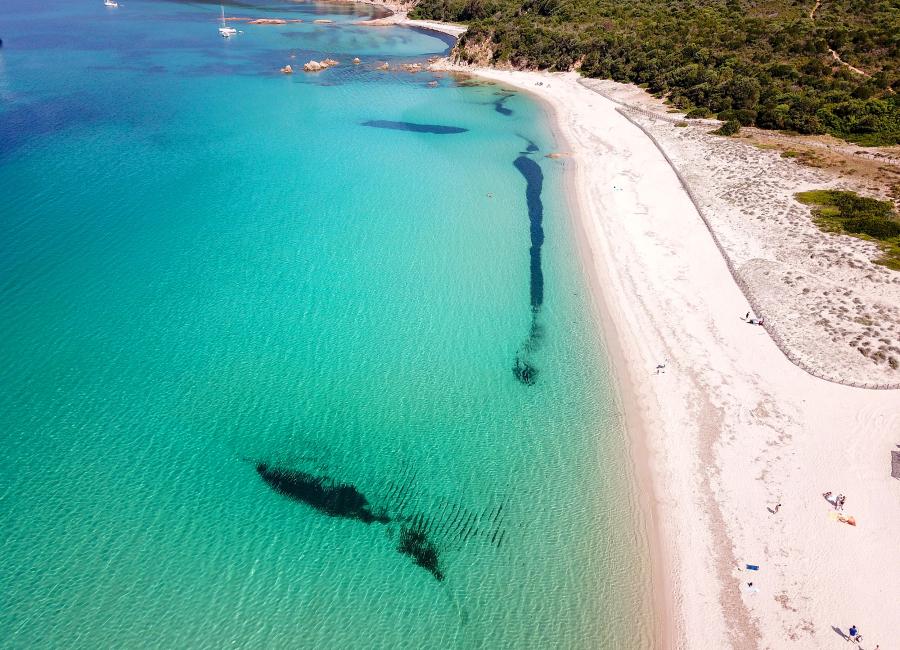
685;107;713;119
796;190;900;269
714;119;741;136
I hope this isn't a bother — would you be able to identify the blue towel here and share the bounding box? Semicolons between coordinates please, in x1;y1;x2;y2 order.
745;564;759;571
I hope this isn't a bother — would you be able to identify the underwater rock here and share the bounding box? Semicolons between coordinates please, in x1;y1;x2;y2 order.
251;459;513;582
513;356;537;385
255;463;389;524
377;62;390;71
510;152;546;384
280;64;293;74
512;155;545;309
361;120;468;135
398;524;444;581
321;58;339;67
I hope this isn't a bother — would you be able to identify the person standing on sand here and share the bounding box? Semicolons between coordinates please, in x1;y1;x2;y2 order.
835;493;844;510
848;625;859;642
745;311;750;320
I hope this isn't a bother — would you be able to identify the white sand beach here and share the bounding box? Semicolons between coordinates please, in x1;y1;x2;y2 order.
432;66;900;649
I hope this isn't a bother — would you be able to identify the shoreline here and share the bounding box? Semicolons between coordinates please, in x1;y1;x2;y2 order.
350;0;468;38
435;63;900;648
530;82;674;648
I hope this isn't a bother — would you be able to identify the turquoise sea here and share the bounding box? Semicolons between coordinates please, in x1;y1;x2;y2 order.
0;1;652;647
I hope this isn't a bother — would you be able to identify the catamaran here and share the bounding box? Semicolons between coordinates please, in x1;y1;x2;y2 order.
218;5;237;37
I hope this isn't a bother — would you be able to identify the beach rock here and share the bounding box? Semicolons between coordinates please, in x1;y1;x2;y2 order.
280;64;293;74
378;62;390;71
313;19;333;24
249;19;286;24
321;58;339;67
303;60;324;72
402;63;422;73
353;57;361;65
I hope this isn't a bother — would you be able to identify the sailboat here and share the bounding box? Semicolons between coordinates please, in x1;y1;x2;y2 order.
218;5;237;38
104;0;119;7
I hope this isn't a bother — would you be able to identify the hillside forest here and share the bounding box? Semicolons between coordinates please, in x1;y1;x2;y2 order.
410;0;900;145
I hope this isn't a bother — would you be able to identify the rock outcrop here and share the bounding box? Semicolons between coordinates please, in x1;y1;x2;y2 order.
303;59;339;72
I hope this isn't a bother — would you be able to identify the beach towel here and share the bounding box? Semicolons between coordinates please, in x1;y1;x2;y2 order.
828;511;857;526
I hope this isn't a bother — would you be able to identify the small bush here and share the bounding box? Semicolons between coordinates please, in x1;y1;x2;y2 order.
714;119;741;136
685;107;712;119
732;109;758;126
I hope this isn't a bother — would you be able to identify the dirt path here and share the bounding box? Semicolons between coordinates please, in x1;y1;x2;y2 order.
809;2;870;77
809;0;821;19
829;47;870;77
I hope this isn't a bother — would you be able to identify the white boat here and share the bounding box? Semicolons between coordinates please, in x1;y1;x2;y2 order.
104;0;119;7
218;5;237;37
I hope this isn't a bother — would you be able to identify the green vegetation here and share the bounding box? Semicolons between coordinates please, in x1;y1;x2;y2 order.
779;148;825;166
714;119;742;136
411;0;900;145
796;190;900;269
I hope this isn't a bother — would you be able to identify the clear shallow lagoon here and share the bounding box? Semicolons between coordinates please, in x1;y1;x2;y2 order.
0;1;652;646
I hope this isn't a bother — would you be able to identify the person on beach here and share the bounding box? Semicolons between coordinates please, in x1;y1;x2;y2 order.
848;625;858;642
745;311;750;320
837;494;846;511
772;503;781;513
